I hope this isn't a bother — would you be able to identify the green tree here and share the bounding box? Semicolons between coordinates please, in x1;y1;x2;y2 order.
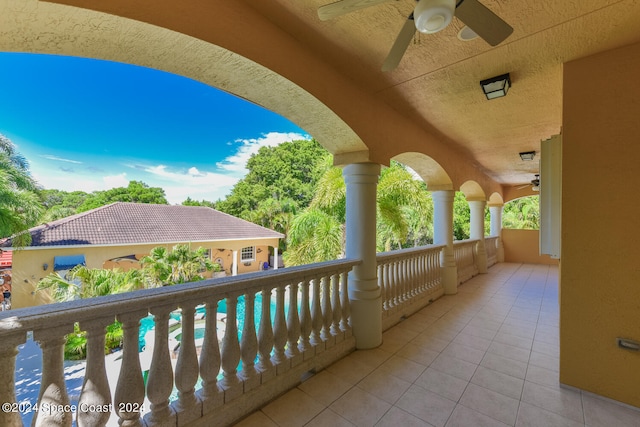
503;196;540;229
0;134;43;245
284;162;433;265
215;139;330;233
78;181;168;212
453;192;471;240
140;244;217;287
182;197;215;208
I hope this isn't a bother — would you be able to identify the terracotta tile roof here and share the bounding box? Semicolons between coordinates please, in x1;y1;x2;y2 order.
1;203;283;248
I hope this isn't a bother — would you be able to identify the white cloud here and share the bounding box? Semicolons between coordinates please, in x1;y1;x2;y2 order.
41;154;83;164
143;164;239;204
103;173;129;189
216;131;309;176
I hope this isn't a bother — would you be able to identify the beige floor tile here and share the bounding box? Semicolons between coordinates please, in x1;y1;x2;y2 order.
445;404;511;427
298;370;352;406
528;351;558;372
306;409;355;427
521;381;583;423
430;353;478;382
414;367;469;402
377;355;427;383
515;401;584;427
487;341;531;363
396;385;456;427
326;354;377;385
233;411;279;427
493;332;533;350
582;392;640;427
262;388;325;427
330;387;391;427
452;332;492;352
358;366;412;404
460;324;498;341
396;343;440;367
524;364;558;389
480;352;527;379
441;342;486;365
375;406;433;427
470;366;524;400
459;383;519;426
348;347;392;369
412;334;451;353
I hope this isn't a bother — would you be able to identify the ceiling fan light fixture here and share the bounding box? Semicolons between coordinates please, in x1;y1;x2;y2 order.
414;0;456;34
480;73;511;99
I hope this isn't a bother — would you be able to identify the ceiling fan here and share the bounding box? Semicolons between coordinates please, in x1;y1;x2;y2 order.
517;174;540;191
318;0;513;71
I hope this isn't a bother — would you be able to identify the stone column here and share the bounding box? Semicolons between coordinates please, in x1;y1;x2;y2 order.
232;250;238;276
469;199;488;273
432;190;458;294
489;203;505;262
273;246;279;270
343;163;381;349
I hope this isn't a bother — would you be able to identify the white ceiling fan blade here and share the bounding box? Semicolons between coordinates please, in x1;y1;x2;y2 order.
454;0;513;46
318;0;394;21
382;15;416;72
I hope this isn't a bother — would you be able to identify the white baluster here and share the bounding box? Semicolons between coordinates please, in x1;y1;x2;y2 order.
115;311;147;427
220;295;242;401
33;325;74;427
330;273;343;341
271;284;289;374
240;292;259;390
197;298;223;415
298;279;312;358
256;288;274;382
172;302;200;425
321;275;333;347
144;306;176;427
286;282;302;365
0;332;26;427
310;277;324;353
77;317;113;427
340;271;351;335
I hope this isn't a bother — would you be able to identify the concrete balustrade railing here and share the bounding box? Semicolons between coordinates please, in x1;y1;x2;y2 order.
485;236;499;267
377;245;445;330
453;239;480;284
0;242;495;427
0;259;359;427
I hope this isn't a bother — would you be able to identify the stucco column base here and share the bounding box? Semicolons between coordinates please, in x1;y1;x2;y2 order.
440;248;458;295
476;240;488;273
497;238;505;263
348;277;382;349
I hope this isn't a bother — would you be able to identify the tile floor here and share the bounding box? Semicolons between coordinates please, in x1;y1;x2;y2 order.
235;263;640;427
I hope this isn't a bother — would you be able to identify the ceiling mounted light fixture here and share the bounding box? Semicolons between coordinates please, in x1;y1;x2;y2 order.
480;73;511;100
414;0;456;34
519;151;536;161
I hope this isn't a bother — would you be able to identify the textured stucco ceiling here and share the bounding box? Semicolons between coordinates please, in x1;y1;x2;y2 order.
2;0;640;196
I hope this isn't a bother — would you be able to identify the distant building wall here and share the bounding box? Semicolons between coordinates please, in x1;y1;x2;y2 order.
12;240;277;309
502;229;558;265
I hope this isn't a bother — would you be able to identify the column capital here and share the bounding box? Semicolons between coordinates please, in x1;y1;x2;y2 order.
342;162;381;185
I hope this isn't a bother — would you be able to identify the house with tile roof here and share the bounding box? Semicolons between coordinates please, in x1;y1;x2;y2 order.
0;202;283;308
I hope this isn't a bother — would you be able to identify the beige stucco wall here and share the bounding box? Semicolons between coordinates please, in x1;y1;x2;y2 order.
561;42;640;407
502;229;558;265
11;239;278;309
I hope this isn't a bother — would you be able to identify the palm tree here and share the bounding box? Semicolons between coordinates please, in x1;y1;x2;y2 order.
140;244;216;287
0;134;43;245
503;196;540;229
284;162;433;265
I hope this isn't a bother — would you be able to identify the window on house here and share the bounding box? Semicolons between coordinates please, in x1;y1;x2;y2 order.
203;249;211;259
241;246;255;262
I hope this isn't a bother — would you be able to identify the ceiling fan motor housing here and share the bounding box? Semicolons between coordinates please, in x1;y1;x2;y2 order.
414;0;456;34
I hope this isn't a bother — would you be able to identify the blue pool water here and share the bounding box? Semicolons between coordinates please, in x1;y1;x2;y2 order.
138;293;279;351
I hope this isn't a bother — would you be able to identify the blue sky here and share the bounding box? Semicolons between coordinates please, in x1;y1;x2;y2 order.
0;52;310;204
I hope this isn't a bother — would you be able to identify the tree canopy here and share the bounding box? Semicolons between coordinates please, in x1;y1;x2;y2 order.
77;180;168;212
0;134;43;245
215;139;330;218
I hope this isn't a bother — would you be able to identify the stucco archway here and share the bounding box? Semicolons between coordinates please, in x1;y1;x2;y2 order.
0;0;367;160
